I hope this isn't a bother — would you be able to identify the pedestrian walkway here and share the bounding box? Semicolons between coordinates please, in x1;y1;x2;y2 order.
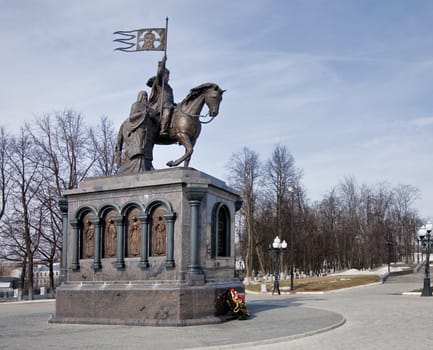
0;296;344;349
252;269;432;350
0;270;431;350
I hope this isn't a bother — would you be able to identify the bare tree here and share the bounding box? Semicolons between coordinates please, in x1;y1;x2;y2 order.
314;188;343;271
391;184;420;263
264;145;297;239
337;176;362;268
225;147;423;279
28;110;95;293
0;213;27;299
263;144;303;274
358;183;393;269
226;147;262;282
30;110;96;189
0;126;11;221
89;115;117;176
310;178;421;273
5;128;44;299
53;109;96;189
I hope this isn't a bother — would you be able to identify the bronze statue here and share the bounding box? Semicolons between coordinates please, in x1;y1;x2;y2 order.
115;90;157;173
144;56;226;167
153;82;225;167
147;55;175;137
114;22;225;171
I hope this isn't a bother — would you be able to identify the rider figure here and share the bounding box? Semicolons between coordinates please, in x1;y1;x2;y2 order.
147;55;174;137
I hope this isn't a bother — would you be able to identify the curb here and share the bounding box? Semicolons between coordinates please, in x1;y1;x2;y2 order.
0;299;55;305
245;281;383;296
187;315;347;349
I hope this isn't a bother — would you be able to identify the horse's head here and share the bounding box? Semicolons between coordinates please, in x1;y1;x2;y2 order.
204;84;225;117
181;83;225;118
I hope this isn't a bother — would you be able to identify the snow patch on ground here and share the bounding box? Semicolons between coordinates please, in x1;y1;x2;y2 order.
331;265;409;277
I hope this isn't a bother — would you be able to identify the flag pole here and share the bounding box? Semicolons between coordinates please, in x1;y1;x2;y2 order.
160;17;169;117
164;17;168;58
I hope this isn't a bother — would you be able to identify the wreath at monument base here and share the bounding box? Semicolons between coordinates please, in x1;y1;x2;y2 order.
215;288;250;320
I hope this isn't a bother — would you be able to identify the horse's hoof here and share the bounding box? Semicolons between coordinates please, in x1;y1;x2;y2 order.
167;161;175;167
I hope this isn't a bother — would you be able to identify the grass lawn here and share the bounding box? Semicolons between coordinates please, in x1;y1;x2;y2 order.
245;274;381;293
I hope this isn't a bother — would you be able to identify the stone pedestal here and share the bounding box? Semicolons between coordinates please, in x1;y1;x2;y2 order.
51;168;243;326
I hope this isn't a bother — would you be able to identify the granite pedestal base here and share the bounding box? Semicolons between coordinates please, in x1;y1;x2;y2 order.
52;280;243;326
52;168;244;326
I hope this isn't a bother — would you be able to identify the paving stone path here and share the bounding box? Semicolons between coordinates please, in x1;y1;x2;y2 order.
253;269;433;350
1;270;431;350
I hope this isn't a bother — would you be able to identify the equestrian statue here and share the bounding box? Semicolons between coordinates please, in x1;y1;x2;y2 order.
114;23;224;173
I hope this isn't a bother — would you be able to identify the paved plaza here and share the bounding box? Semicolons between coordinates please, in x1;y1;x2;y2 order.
1;271;432;350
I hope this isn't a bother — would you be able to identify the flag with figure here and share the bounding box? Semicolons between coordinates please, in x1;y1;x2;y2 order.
114;28;166;52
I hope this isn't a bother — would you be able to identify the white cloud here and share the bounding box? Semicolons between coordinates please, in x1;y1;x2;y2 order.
412;116;433;127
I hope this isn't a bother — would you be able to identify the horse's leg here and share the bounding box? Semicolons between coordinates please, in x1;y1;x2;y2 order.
183;137;197;168
183;156;191;168
166;133;193;167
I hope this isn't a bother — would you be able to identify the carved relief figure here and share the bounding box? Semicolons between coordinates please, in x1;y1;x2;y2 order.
153;216;166;255
151;207;167;256
127;213;141;257
104;216;117;258
83;219;95;259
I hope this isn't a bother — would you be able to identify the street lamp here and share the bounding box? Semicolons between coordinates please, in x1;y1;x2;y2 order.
384;232;393;273
269;236;287;295
417;222;433;297
288;186;295;291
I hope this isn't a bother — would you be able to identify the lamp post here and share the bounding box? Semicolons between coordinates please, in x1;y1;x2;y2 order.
417;222;433;297
384;232;393;273
269;236;287;295
288;186;295;290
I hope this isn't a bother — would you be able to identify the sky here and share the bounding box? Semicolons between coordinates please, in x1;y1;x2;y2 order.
1;0;433;219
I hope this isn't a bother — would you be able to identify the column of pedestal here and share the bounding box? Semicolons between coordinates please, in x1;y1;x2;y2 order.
164;212;176;268
58;197;68;282
113;216;125;269
139;214;149;269
70;219;80;271
186;188;206;274
92;218;102;270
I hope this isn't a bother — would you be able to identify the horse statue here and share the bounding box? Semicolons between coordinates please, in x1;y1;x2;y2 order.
154;82;225;168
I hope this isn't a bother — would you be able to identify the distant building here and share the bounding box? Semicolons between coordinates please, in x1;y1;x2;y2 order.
9;263;61;293
34;263;61;291
0;277;20;299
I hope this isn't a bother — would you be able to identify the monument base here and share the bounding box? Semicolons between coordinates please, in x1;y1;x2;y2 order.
53;168;244;326
51;279;244;326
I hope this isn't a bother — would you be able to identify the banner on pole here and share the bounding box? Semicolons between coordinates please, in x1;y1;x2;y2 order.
114;28;166;52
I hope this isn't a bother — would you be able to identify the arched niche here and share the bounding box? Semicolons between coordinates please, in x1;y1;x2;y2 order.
121;203;144;258
211;203;231;258
98;205;120;259
74;206;97;260
144;199;176;267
